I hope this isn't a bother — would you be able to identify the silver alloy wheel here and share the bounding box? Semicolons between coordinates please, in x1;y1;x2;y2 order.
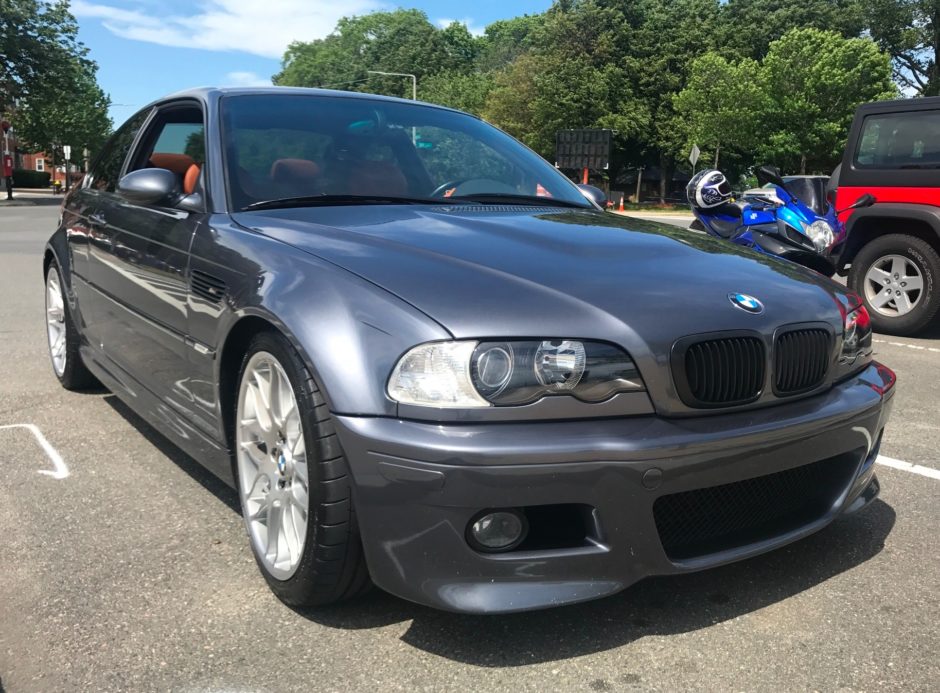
45;270;67;377
236;351;309;580
863;253;924;317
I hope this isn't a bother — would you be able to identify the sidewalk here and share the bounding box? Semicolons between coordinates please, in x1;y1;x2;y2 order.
0;190;62;207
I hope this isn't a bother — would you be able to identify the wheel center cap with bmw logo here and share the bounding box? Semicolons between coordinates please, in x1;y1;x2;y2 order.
728;293;764;314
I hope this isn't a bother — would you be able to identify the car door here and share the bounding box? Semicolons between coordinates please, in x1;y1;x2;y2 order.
87;101;207;419
69;108;153;346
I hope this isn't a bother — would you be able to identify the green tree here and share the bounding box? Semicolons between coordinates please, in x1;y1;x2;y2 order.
15;59;112;169
718;0;865;60
624;0;722;200
475;15;545;72
864;0;940;95
0;0;88;106
420;71;493;115
758;28;896;173
673;53;764;172
274;9;469;98
481;2;649;176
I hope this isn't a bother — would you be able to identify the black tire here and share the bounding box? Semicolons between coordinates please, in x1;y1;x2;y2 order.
234;331;370;607
849;234;940;336
45;261;99;390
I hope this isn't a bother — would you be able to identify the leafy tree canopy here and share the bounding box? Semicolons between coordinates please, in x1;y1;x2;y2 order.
1;0;112;164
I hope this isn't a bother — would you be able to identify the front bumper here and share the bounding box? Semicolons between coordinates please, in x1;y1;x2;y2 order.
334;363;894;614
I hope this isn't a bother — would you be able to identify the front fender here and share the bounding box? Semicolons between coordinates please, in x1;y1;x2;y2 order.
839;203;940;269
195;219;451;417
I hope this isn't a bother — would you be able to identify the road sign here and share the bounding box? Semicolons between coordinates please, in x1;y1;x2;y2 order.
63;145;72;160
555;129;612;171
689;144;700;167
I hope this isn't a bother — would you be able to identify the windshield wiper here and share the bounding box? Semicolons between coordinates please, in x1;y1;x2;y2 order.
448;193;591;209
243;194;478;211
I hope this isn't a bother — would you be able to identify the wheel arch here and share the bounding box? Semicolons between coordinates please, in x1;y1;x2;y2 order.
216;312;333;453
840;204;940;271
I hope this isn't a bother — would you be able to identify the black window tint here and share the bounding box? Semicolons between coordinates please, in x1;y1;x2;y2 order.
88;109;150;192
855;111;940;169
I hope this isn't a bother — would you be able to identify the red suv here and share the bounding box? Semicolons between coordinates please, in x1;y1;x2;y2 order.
835;97;940;335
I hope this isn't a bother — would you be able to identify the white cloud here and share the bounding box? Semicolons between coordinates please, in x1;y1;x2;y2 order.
72;0;383;59
223;71;272;87
435;17;486;37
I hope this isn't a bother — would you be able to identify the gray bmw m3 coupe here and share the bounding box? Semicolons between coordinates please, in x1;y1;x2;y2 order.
44;87;895;614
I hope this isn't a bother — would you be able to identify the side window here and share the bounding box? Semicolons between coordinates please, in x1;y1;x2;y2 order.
855;111;940;169
87;109;150;192
129;105;206;196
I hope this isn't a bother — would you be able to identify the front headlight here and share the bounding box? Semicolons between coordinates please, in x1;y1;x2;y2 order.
388;339;645;408
840;296;873;366
803;220;835;253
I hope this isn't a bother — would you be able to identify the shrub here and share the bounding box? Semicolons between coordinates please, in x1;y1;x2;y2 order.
12;169;51;188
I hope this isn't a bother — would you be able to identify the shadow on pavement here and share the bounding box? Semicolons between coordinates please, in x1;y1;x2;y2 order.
103;394;239;513
102;392;895;666
1;196;64;207
299;499;894;666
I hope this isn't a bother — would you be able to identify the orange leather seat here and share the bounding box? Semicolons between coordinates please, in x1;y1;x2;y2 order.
150;152;196;175
270;158;321;197
183;164;200;195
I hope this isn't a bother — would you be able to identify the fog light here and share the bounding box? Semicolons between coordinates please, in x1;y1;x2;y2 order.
467;510;528;552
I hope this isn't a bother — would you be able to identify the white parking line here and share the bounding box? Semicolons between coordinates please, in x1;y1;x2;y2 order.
0;423;69;479
874;338;940;354
876;455;940;481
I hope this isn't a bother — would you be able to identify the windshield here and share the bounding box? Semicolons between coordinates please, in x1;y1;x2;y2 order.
220;93;591;210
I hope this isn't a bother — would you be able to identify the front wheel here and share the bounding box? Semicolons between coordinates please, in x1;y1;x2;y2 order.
45;261;99;390
234;331;369;606
849;234;940;336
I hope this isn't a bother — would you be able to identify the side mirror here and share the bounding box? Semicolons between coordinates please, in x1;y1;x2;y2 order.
837;193;875;215
755;164;786;189
117;168;180;206
577;184;608;208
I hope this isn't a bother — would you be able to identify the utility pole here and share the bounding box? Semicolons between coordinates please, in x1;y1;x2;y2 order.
2;120;13;200
635;166;644;204
63;145;72;193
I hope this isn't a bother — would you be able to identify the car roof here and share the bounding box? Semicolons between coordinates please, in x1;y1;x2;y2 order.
147;86;469;117
855;95;940;113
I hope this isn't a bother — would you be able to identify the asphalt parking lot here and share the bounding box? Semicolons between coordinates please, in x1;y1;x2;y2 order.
1;204;938;692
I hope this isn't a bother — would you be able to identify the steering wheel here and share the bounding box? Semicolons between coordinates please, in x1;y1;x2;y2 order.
429;179;472;198
429;178;516;198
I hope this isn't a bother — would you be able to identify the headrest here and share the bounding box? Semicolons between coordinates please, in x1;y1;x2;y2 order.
150;152;197;175
270;158;320;183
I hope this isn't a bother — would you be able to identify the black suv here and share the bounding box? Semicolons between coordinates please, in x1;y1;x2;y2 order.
835;97;940;335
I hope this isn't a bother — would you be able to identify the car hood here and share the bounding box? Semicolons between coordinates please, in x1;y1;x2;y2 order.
232;204;844;360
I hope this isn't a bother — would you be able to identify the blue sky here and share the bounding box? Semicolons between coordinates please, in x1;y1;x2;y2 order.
71;0;552;126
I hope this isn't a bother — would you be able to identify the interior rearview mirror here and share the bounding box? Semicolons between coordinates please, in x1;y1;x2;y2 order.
117;168;180;207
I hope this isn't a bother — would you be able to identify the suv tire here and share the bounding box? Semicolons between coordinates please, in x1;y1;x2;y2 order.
849;233;940;336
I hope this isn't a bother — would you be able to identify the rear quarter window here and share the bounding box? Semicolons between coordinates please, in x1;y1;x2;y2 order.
855;110;940;169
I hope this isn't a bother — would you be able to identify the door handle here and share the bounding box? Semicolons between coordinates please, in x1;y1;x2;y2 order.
89;212;107;226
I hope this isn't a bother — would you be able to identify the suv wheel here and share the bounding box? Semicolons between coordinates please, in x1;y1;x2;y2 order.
849;234;940;336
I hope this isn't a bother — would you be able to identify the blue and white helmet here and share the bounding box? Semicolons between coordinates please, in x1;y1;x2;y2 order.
687;169;732;209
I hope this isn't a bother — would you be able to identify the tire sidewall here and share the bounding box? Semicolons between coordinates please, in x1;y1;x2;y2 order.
233;331;339;602
850;235;940;336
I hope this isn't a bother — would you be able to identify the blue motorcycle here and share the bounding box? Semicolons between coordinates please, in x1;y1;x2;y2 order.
688;165;873;277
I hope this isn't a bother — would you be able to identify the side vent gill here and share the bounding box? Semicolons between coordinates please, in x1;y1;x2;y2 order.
191;269;227;304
